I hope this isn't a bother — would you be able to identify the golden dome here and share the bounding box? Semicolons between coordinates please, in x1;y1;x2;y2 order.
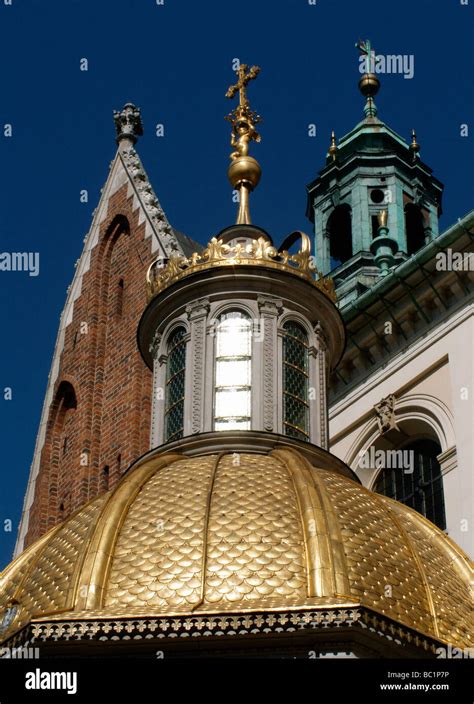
1;448;472;653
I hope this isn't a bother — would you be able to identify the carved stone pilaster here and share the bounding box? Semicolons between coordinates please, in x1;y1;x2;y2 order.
149;331;163;448
314;321;329;449
374;394;398;434
258;296;282;432
186;298;210;434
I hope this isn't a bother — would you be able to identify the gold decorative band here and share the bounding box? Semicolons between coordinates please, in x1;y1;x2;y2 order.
146;234;337;302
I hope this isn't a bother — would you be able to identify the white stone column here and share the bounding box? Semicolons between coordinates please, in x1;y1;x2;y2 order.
313;322;329;449
149;332;163;448
186;298;210;435
257;296;282;433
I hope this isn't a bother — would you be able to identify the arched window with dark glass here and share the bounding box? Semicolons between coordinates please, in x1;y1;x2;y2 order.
405;203;426;255
214;310;252;431
374;439;446;530
327;204;352;269
164;327;186;442
282;321;309;442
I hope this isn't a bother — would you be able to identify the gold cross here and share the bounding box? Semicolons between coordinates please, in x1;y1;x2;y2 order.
225;64;260;107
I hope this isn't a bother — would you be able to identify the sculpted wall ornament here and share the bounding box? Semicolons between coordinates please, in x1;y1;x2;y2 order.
148;331;162;357
113;103;143;144
374;394;399;434
314;321;328;350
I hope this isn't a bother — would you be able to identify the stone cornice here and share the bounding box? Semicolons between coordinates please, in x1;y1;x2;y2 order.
331;222;474;401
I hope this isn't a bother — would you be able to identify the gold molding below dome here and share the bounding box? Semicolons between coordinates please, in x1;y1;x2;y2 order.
146;232;337;303
7;606;449;658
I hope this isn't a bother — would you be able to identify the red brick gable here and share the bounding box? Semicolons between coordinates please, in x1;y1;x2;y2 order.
24;182;154;545
15;134;198;553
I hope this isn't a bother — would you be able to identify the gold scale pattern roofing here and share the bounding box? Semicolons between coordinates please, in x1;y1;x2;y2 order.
0;496;106;637
0;450;472;647
106;454;306;611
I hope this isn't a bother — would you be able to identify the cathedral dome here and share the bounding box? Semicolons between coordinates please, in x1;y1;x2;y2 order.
1;445;472;654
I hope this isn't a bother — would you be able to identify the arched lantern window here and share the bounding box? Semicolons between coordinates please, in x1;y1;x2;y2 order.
164;327;187;442
214;311;252;431
282;321;309;441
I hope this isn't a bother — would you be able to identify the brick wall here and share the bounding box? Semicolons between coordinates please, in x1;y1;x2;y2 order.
25;182;153;546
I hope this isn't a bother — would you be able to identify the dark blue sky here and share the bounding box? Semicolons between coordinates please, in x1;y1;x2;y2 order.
0;0;472;568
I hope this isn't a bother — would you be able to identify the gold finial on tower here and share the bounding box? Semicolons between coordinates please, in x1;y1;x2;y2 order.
356;39;380;118
410;129;420;161
225;64;262;225
328;130;338;161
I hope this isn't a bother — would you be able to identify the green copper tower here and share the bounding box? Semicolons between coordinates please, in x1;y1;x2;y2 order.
306;41;443;307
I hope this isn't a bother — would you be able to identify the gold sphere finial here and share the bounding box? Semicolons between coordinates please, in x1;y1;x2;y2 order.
356;39;380;118
358;73;380;99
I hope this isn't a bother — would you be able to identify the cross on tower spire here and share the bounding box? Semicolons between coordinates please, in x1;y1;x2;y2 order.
225;63;262;225
225;64;260;108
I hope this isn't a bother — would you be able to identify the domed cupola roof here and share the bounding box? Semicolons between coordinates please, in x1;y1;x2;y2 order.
1;443;472;655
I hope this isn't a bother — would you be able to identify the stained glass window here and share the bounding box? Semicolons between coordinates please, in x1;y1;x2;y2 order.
374;439;446;530
283;321;309;441
164;327;186;442
214;311;252;431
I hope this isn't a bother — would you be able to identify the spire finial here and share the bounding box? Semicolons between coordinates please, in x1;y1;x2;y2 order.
370;209;398;276
356;39;380;118
225;64;262;225
328;130;338;161
113;103;144;146
410;129;420;161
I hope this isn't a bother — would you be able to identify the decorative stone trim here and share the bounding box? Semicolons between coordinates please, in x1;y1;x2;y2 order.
258;296;283;432
314;322;329;449
30;609;361;642
437;446;457;476
186;299;211;321
186;299;210;434
120;147;180;256
257;295;283;317
150;354;161;449
1;607;441;656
